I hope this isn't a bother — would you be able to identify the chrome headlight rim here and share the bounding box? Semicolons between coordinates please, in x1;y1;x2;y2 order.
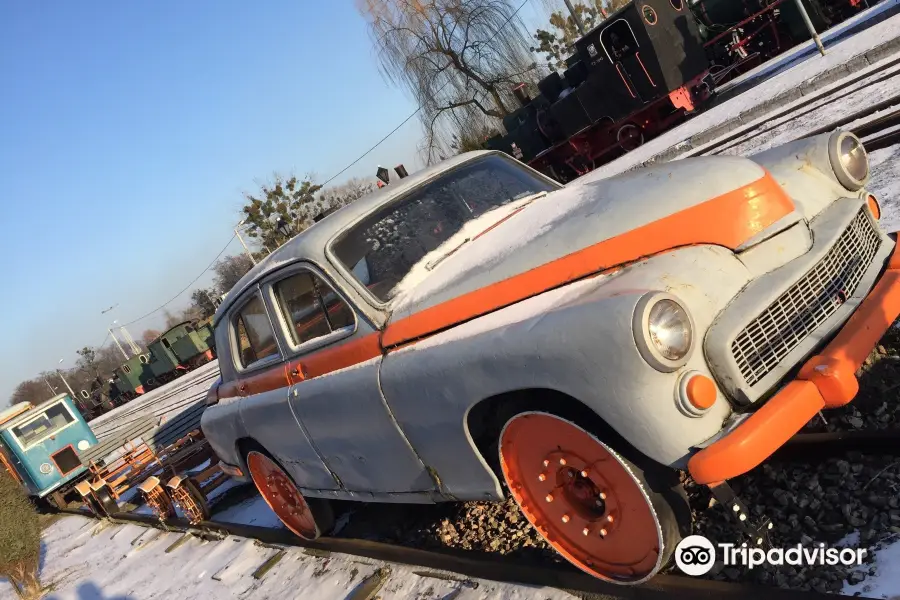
828;131;869;191
632;292;695;373
39;462;54;475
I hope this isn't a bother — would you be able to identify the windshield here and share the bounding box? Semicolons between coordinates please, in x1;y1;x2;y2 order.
11;402;75;448
332;155;556;302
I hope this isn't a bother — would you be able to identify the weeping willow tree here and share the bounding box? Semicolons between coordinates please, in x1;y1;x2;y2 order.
358;0;544;163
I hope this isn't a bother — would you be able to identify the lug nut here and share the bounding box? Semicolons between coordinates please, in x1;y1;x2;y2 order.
768;522;773;530
733;504;740;512
545;494;554;503
543;460;550;467
580;470;588;477
538;473;547;482
739;514;747;522
607;515;614;522
600;528;608;537
561;514;570;523
599;492;607;500
559;458;567;466
583;527;590;536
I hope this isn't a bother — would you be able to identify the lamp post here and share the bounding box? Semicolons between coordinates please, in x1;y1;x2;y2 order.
234;219;257;265
42;376;57;395
56;359;77;399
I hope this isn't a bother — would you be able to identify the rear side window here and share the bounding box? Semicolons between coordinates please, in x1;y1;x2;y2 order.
234;294;280;368
274;271;355;347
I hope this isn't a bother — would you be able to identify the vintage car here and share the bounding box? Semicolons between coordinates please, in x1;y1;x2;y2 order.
201;130;896;583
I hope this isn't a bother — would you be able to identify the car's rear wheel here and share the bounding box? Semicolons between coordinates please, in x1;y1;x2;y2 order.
245;449;332;540
499;411;685;584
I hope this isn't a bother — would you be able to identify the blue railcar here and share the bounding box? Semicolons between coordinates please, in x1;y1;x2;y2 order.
0;394;98;500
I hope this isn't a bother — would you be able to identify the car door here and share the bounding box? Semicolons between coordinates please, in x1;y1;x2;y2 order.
229;287;339;490
263;264;435;494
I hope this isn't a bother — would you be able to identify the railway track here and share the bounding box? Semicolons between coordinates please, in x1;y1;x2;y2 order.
54;507;842;599
672;54;900;161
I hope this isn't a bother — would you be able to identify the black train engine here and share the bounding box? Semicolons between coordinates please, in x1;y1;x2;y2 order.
488;0;713;182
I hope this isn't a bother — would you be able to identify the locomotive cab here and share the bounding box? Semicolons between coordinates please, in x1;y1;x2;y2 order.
0;394;98;499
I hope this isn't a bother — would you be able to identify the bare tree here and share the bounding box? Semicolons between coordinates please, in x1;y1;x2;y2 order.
319;178;377;211
141;329;162;345
213;254;255;296
358;0;542;162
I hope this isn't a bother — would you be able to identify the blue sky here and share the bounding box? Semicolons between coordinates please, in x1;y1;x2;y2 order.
0;1;553;401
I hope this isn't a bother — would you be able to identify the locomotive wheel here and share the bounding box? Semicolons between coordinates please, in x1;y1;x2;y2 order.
91;486;120;517
171;479;209;524
616;124;644;152
498;412;684;584
246;450;332;540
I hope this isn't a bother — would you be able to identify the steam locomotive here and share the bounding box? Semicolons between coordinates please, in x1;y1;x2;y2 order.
486;0;715;182
488;0;873;182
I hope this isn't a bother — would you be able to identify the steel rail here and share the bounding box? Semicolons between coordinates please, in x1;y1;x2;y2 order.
776;428;900;462
53;507;840;599
678;58;900;159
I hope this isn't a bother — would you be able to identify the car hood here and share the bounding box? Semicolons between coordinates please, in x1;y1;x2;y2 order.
388;156;770;321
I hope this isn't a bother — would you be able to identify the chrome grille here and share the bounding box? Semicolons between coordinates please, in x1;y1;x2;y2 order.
732;210;880;387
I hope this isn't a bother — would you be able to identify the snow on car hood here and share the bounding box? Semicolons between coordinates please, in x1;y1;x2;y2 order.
389;155;766;320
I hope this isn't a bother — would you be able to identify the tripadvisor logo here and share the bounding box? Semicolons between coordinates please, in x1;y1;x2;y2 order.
674;535;867;576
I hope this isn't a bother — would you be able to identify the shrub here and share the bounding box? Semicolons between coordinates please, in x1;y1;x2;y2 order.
0;470;42;599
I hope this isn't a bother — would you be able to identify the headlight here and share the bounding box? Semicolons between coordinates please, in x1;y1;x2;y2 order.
39;463;53;475
77;440;90;451
828;131;868;191
633;293;694;372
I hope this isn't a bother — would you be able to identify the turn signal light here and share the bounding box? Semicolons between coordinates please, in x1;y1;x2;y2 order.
867;194;881;220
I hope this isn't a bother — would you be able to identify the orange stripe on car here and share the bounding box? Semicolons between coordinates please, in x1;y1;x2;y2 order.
382;172;793;348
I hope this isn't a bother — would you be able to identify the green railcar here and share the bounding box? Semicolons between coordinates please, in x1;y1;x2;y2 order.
114;354;151;395
171;321;216;367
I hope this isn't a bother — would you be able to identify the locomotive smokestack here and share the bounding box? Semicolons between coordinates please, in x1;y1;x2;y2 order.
512;83;531;107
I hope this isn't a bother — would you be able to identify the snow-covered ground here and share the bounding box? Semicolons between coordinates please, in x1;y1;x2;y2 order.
32;515;579;600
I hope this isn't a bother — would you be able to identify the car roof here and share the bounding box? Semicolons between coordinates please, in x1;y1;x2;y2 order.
214;150;497;324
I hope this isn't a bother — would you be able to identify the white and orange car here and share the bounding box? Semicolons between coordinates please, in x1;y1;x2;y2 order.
201;130;896;583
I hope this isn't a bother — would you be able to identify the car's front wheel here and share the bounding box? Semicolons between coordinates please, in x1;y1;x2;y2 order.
498;411;687;584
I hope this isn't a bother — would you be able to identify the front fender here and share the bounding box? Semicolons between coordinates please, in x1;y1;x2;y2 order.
380;245;752;498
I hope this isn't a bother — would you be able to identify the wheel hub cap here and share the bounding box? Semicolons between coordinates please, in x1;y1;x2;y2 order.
499;413;664;583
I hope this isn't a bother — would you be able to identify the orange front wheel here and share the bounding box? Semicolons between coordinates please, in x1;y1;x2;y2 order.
499;412;684;584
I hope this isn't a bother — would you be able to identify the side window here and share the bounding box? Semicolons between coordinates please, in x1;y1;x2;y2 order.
234;294;280;368
274;271;355;347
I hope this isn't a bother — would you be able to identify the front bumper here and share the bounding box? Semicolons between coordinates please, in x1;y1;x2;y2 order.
689;244;900;485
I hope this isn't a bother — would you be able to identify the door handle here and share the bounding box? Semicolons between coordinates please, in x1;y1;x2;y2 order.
289;364;307;380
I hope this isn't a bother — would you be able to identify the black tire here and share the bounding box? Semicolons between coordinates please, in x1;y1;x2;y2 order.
92;485;119;517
